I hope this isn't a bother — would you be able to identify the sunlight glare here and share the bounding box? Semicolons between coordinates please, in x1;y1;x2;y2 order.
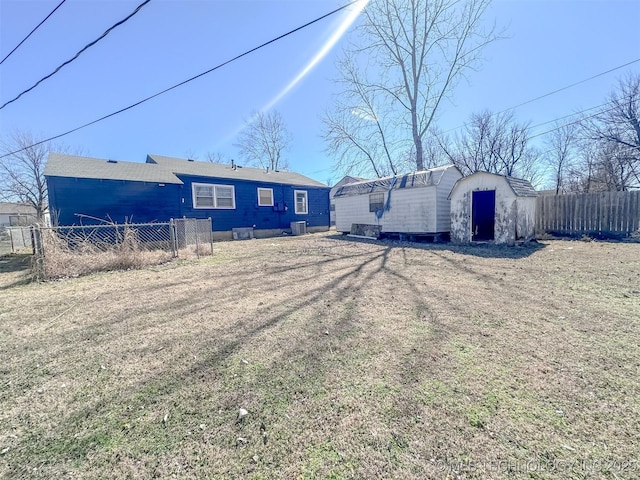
261;0;369;112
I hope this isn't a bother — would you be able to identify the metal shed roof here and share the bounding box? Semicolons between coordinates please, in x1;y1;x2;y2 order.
45;153;328;188
505;176;538;197
448;171;538;198
333;164;459;198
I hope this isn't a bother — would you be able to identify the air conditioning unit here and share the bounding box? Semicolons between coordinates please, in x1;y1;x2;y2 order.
290;221;307;236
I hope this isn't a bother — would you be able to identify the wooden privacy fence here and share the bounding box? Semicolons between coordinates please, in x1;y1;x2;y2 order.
536;191;640;238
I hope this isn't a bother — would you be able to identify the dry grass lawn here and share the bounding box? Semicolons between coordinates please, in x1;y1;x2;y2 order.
1;232;639;479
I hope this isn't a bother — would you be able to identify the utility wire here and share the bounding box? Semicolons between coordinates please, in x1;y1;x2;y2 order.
0;0;66;66
526;100;612;132
0;0;359;159
528;92;637;141
432;58;640;140
494;58;640;116
0;0;152;110
529;102;625;141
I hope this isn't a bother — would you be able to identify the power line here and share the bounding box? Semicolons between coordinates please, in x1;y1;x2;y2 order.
530;91;637;142
494;58;640;116
526;100;612;133
528;102;622;141
0;0;152;110
432;58;640;141
0;1;360;159
0;0;66;66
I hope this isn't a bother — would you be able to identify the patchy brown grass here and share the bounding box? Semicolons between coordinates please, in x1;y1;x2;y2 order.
1;233;639;479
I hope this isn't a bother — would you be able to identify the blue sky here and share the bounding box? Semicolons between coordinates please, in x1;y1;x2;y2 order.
0;0;638;185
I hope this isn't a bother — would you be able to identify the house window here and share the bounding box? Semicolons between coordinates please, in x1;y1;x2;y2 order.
257;188;274;206
294;190;308;214
369;193;384;212
192;183;235;209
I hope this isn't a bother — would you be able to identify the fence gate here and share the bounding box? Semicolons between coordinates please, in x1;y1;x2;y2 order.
171;218;213;256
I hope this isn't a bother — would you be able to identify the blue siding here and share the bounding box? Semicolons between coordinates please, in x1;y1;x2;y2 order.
47;176;181;225
176;174;330;231
47;174;330;231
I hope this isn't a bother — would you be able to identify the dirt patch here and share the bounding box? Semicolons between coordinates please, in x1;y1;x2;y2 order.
1;233;639;479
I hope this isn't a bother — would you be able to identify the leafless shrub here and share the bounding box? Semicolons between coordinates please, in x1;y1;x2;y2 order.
37;225;172;280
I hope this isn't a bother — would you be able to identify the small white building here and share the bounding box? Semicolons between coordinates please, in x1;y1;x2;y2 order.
448;172;537;245
334;165;462;237
0;202;37;227
330;175;365;226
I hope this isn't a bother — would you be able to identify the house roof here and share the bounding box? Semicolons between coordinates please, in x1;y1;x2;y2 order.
449;171;538;198
330;175;367;197
333;165;460;198
45;153;182;184
44;153;328;188
146;154;328;187
0;202;36;215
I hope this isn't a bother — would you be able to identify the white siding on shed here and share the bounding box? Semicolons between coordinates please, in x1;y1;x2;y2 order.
335;194;380;233
434;167;460;232
449;172;537;244
380;187;437;233
334;165;462;234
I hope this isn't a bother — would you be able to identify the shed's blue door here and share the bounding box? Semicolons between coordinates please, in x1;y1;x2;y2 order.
472;190;495;241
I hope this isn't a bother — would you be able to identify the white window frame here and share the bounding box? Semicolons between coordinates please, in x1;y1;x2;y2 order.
369;192;384;212
257;187;274;207
294;190;308;215
192;183;236;209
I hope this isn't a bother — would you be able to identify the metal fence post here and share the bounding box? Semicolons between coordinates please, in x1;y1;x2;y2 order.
169;219;177;258
195;219;200;258
8;228;16;253
208;217;213;255
32;225;45;279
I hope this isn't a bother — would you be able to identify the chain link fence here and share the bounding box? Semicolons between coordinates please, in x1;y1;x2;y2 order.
0;226;33;255
28;218;213;279
173;218;214;256
0;227;12;256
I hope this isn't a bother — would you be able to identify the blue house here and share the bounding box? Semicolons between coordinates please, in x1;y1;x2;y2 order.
44;153;330;239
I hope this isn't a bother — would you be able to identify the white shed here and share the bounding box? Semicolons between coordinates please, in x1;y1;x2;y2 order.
330;175;365;226
333;165;462;237
449;172;537;245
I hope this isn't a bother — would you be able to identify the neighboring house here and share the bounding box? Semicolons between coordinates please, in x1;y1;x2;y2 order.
45;153;330;240
0;202;37;227
449;171;537;245
329;175;365;226
333;165;463;237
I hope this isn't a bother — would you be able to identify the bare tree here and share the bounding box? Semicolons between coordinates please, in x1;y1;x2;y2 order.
545;122;577;194
581;73;640;190
204;151;228;164
235;110;292;171
324;0;499;177
0;130;56;221
440;110;542;183
323;54;404;177
183;148;199;160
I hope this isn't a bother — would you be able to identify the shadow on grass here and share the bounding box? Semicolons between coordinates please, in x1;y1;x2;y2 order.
0;253;34;289
4;244;420;477
4;233;559;477
326;233;546;259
